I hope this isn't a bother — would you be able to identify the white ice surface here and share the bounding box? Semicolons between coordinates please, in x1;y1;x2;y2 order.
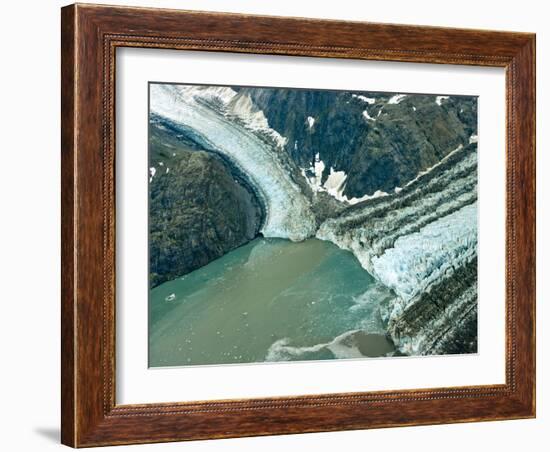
436;95;450;105
388;94;407;104
371;202;477;301
352;94;376;104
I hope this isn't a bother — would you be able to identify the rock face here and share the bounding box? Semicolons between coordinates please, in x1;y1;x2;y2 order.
245;88;477;197
387;259;477;355
148;120;262;288
148;82;479;356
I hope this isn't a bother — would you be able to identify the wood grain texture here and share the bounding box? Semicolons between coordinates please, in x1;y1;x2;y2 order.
60;3;536;447
60;5;76;447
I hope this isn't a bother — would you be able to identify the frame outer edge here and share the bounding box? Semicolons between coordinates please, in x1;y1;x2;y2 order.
61;3;77;448
530;35;536;417
514;35;536;416
60;3;536;447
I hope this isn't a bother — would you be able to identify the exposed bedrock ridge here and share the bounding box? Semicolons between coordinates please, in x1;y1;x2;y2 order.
150;84;317;242
148;120;265;288
388;259;478;356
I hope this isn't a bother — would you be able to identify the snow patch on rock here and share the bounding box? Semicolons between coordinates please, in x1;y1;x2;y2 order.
301;154;389;205
362;110;376;121
352;94;376;104
402;145;464;189
436;95;450;106
388;94;407;104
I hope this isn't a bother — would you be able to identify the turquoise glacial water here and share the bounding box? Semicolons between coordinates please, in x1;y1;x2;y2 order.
149;237;395;367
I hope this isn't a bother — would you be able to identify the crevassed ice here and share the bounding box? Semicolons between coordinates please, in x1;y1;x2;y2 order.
150;84;316;241
155;84;288;148
315;147;477;264
371;202;477;301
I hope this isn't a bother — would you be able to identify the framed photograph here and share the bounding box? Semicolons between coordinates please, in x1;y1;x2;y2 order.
61;3;536;447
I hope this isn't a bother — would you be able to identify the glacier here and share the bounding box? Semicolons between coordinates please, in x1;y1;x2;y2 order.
150;84;479;357
371;202;477;302
316;143;478;355
150;84;317;241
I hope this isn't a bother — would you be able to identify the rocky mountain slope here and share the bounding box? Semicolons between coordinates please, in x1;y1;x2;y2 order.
245;87;476;197
149;118;263;288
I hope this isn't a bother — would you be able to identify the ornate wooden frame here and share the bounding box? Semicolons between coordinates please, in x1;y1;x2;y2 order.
61;3;536;447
